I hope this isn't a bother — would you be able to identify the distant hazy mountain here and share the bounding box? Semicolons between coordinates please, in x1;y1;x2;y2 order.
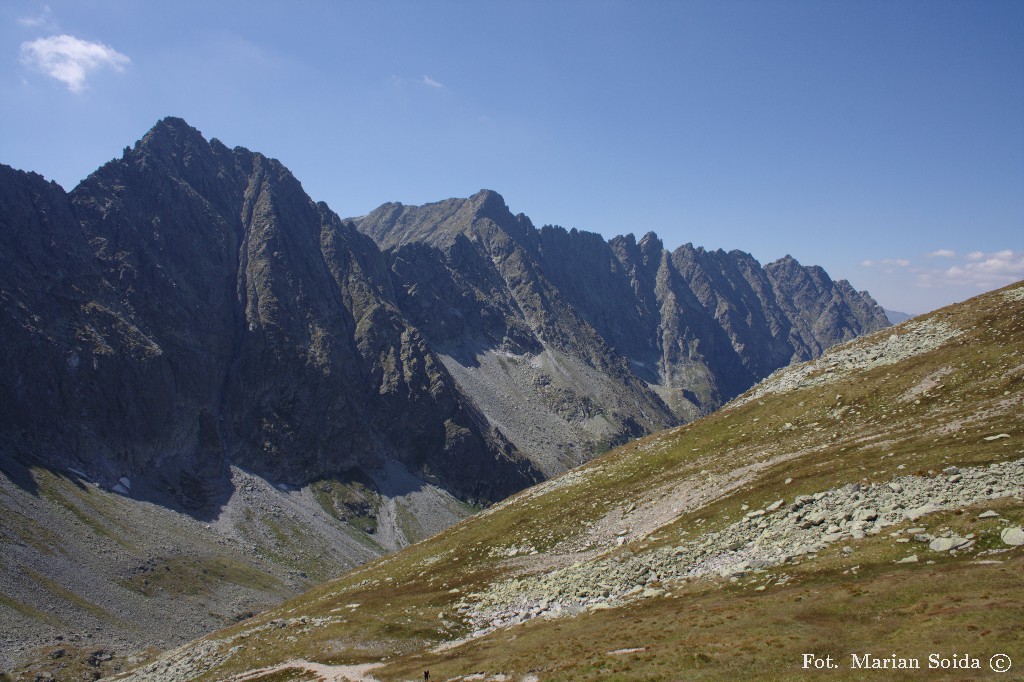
884;308;915;324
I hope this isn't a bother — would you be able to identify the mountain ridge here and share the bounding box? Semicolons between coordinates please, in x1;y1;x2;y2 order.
356;189;888;467
1;117;892;675
3;118;540;512
0;113;889;535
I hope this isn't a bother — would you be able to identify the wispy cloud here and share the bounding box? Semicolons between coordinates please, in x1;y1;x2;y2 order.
861;258;911;274
421;74;444;89
20;34;130;93
17;4;55;29
916;250;1024;290
860;248;1022;312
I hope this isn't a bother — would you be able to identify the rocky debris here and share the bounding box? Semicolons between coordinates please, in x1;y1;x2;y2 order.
463;458;1024;635
1004;287;1024;303
88;648;114;666
117;639;232;682
928;536;972;552
735;318;960;407
118;614;370;682
0;462;404;674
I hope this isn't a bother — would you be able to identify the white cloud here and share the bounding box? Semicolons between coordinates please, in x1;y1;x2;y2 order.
18;4;55;28
861;259;873;267
880;258;911;267
915;250;1024;290
421;74;444;89
20;34;130;93
927;249;955;258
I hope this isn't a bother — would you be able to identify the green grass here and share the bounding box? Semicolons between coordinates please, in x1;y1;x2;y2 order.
311;474;381;534
394;501;423;543
120;555;284;598
0;591;63;628
22;567;127;627
378;504;1024;681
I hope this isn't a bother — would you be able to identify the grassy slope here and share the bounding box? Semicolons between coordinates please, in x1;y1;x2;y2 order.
124;282;1023;681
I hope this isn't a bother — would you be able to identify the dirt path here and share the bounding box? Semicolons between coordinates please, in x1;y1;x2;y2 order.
225;659;383;682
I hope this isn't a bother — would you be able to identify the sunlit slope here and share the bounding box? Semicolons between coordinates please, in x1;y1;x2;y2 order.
118;282;1023;682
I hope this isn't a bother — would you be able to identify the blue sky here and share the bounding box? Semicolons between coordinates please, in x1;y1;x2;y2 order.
2;1;1022;313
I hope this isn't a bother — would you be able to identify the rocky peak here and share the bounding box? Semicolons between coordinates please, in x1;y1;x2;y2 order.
129;116;223;172
467;188;509;218
637;231;662;250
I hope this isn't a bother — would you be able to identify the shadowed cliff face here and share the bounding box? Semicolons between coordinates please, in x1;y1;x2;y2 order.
0;117;887;514
359;192;680;473
0;118;540;513
357;190;890;465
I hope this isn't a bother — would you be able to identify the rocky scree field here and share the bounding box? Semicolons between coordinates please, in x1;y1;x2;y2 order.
76;280;1024;682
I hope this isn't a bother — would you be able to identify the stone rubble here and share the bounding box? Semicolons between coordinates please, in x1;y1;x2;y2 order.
734;318;962;407
463;457;1024;636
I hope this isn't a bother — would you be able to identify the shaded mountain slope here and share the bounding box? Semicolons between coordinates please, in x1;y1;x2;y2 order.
1;118;539;514
359;192;677;473
111;281;1024;682
358;191;888;467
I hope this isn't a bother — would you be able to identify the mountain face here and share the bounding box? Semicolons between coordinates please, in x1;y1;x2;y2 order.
0;118;893;674
0;118;539;516
1;118;887;508
356;191;889;471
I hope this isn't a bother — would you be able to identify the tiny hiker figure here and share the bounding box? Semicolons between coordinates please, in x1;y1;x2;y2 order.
424;671;430;681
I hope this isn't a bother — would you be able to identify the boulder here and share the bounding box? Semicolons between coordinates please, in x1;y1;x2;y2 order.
1000;527;1024;546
